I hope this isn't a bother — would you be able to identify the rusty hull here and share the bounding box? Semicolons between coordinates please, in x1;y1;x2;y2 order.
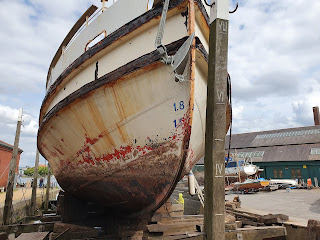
56;140;184;215
38;0;231;216
38;39;193;215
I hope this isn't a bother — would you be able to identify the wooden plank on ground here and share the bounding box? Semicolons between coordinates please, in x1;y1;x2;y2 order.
0;232;7;240
161;215;204;223
147;232;205;240
306;219;320;240
160;218;204;224
15;232;50;240
147;222;199;236
225;226;287;240
258;214;289;225
172;204;184;212
40;215;61;222
0;222;54;236
53;222;99;239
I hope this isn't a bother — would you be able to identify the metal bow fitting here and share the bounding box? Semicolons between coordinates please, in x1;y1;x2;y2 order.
155;0;195;82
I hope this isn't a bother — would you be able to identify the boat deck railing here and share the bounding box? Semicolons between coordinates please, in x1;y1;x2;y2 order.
46;1;124;89
46;0;154;90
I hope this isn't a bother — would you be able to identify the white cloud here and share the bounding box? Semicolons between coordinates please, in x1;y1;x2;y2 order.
229;0;320;133
0;105;19;122
0;0;101;166
22;120;39;136
0;0;319;166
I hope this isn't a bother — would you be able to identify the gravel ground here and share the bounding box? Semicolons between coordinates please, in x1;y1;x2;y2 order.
225;188;320;223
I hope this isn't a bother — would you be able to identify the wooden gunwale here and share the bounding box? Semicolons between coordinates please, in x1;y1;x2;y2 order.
40;0;189;123
38;37;208;139
40;0;209;124
194;0;209;26
46;5;98;87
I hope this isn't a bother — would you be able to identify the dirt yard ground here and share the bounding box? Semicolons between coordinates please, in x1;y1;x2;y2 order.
225;188;320;225
0;187;52;207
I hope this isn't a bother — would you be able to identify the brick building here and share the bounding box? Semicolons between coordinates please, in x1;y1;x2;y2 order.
0;140;23;188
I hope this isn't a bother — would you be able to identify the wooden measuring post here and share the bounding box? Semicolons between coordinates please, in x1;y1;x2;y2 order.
44;163;51;211
30;149;40;216
204;1;229;239
3;108;23;225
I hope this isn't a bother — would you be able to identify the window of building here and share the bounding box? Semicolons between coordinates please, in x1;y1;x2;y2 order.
279;169;283;178
296;169;302;178
235;151;265;158
291;168;302;178
311;148;320;155
273;169;283;178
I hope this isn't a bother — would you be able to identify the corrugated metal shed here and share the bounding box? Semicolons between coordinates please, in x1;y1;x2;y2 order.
196;126;320;184
225;125;320;163
197;125;320;164
226;125;320;149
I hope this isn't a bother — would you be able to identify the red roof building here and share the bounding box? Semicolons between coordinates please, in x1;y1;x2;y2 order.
0;140;23;188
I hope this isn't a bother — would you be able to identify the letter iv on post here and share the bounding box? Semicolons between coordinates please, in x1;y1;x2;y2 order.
204;0;229;240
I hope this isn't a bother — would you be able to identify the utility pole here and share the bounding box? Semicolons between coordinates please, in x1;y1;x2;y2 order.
204;1;229;239
30;149;40;216
3;108;23;225
44;163;51;211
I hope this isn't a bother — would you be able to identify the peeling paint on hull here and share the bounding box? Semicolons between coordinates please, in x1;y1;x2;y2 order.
38;50;192;214
56;140;184;215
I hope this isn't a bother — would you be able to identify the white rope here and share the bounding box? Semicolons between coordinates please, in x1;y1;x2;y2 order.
0;162;11;180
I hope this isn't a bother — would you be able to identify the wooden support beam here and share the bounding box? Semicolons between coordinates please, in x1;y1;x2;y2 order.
204;1;229;239
44;163;51;211
3;108;23;225
30;149;40;216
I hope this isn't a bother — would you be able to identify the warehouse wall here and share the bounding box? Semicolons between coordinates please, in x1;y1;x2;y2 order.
255;161;320;185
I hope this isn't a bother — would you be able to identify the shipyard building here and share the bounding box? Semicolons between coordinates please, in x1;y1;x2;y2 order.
195;107;320;185
224;125;320;185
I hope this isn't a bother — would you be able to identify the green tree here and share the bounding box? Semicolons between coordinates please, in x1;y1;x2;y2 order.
23;166;52;176
38;166;50;176
24;167;35;176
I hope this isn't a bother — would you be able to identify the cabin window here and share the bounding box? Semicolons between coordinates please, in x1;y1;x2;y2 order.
85;30;107;51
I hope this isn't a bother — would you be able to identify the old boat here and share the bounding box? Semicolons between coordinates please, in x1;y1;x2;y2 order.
233;179;270;192
225;159;263;182
38;0;231;215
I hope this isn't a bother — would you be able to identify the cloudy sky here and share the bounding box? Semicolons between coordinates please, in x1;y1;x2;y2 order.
0;0;319;167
